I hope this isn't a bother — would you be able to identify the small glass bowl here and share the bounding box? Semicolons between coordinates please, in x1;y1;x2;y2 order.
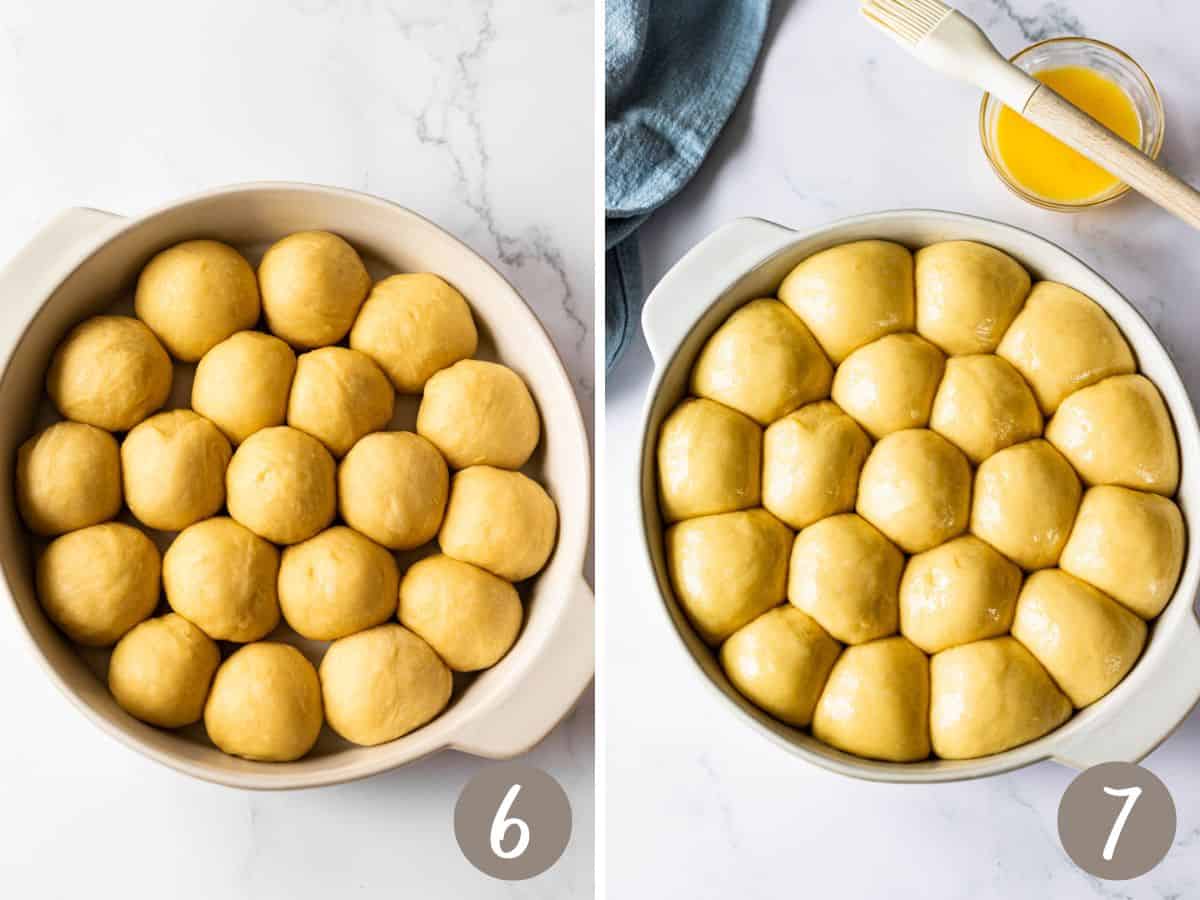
979;36;1165;211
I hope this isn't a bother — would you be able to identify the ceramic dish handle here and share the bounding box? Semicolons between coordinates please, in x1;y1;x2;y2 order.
450;577;594;758
641;217;796;365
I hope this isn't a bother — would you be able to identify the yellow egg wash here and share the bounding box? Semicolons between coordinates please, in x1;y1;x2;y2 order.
995;66;1142;203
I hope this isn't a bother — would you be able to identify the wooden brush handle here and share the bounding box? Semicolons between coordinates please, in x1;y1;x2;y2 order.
1022;84;1200;229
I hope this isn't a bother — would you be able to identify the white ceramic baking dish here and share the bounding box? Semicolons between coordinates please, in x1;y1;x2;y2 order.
636;210;1200;783
0;182;593;790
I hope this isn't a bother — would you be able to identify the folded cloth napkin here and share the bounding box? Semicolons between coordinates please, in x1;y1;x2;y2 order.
605;0;771;370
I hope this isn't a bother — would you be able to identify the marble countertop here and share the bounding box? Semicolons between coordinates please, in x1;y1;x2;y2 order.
605;1;1199;897
0;1;593;898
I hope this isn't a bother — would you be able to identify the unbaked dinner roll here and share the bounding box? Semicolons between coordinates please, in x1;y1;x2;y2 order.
320;624;452;746
108;614;220;728
1060;486;1184;619
46;315;172;432
416;360;540;470
831;333;945;438
287;347;395;458
812;636;930;763
1046;374;1179;496
37;522;159;647
339;432;449;550
399;554;523;671
658;398;761;522
856;429;971;553
665;508;791;645
689;299;832;425
278;526;398;641
204;642;323;762
787;513;903;645
17;421;121;536
349;273;478;393
930;637;1071;759
192;331;296;444
720;606;841;727
761;401;870;530
915;240;1031;355
778;240;915;363
163;517;280;643
929;355;1041;464
226;426;336;544
970;439;1081;571
997;281;1134;414
121;410;232;531
258;231;371;348
134;240;260;361
439;466;557;581
899;535;1021;654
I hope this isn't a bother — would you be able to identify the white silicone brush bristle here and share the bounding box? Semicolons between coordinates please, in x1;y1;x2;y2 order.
861;0;953;45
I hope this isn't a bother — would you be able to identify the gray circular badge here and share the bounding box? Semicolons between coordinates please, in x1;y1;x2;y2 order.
454;763;572;880
1058;762;1176;880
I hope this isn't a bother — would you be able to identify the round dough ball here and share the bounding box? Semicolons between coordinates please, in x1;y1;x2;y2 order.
997;281;1134;414
399;554;522;671
134;240;260;361
788;513;903;645
690;299;833;425
658;397;762;522
416;360;539;470
37;523;159;647
856;429;971;553
108;613;220;728
258;231;371;348
778;240;915;363
192;331;296;444
812;636;930;762
915;240;1031;355
46;315;172;432
339;432;449;549
929;354;1042;464
970;439;1080;571
930;637;1071;759
319;624;452;746
204;643;322;761
17;421;121;536
278;526;398;641
121;410;232;531
163;517;280;642
226;426;336;544
439;466;557;581
287;347;395;458
831;333;946;438
720;606;841;727
761;401;870;530
899;535;1021;654
349;273;478;393
665;508;792;646
1060;485;1184;619
1046;374;1179;496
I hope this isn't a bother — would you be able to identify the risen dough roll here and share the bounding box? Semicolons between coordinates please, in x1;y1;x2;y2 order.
287;347;394;457
134;240;260;361
338;431;449;550
929;354;1042;464
108;613;220;728
832;333;945;438
258;231;371;348
320;624;452;746
439;466;557;581
665;508;792;645
46;315;172;432
121;410;232;531
192;331;296;444
416;360;540;470
399;554;522;671
37;523;159;647
349;273;478;392
915;241;1031;355
17;421;121;536
226;426;336;544
689;299;832;425
658;398;761;522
